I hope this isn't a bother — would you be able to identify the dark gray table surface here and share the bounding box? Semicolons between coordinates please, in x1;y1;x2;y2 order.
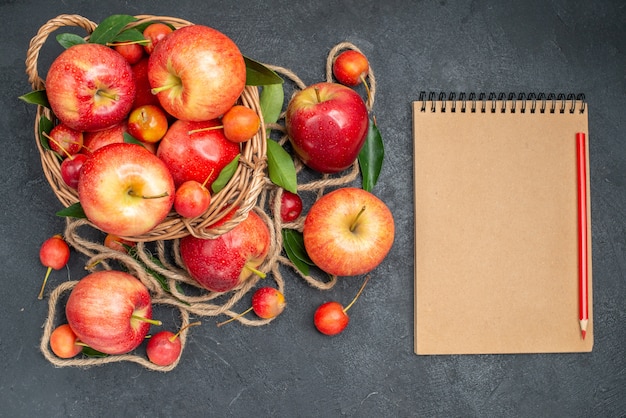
2;1;625;417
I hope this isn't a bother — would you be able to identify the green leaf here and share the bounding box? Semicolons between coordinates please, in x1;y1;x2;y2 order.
267;140;297;194
259;84;284;130
112;28;146;43
244;56;284;86
358;119;384;192
123;132;146;148
56;33;87;48
82;347;108;358
211;155;240;193
38;114;54;151
19;90;49;108
56;202;87;219
89;14;137;45
126;246;187;299
282;229;314;276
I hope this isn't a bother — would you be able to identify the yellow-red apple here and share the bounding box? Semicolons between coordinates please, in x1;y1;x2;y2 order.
78;143;175;237
148;24;246;121
45;43;136;132
303;187;394;276
65;270;158;355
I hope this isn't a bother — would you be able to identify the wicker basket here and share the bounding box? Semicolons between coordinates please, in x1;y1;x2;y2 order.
25;14;267;242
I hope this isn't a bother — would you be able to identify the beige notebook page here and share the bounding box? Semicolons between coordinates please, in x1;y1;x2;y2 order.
413;99;593;355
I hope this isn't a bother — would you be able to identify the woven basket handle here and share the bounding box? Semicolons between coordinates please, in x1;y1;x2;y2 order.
25;14;97;91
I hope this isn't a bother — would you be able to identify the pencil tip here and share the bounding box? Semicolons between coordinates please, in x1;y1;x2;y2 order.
581;330;586;340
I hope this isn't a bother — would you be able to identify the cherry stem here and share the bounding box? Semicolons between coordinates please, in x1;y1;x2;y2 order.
131;314;162;326
37;266;52;300
201;169;215;189
216;308;253;327
127;190;169;199
187;126;223;135
43;132;75;160
169;321;202;342
151;82;179;95
349;206;367;232
106;40;150;47
361;74;372;106
244;263;266;279
343;275;371;313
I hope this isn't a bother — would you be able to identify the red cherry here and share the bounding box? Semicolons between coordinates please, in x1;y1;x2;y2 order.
333;50;369;87
313;275;370;336
280;191;303;223
146;322;201;366
174;179;211;218
38;234;70;299
60;153;89;189
50;324;82;359
252;287;286;319
142;23;173;55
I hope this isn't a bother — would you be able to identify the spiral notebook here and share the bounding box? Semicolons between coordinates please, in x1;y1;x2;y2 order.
413;92;593;355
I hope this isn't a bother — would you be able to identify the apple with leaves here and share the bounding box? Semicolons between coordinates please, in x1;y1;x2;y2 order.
148;24;246;121
285;82;369;174
45;43;136;132
65;270;160;355
180;210;270;293
303;187;394;276
78;143;175;237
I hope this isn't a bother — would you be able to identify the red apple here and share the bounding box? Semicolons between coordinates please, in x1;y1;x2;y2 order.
45;43;136;132
303;187;394;276
148;24;246;121
180;210;270;293
78;143;175;237
82;121;127;157
131;57;162;108
156;119;240;189
65;270;159;355
285;82;369;174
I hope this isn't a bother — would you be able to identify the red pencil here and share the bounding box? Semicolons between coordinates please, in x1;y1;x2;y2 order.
576;132;589;340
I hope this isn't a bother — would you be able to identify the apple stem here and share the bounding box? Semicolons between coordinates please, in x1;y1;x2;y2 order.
169;321;202;342
151;82;179;95
343;275;371;313
244;263;266;279
127;190;170;199
37;266;52;300
97;90;119;101
349;206;367;232
187;126;223;135
131;314;162;326
216;308;253;327
314;86;322;103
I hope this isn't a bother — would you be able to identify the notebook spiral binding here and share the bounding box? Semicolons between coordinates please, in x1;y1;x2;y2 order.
418;92;586;114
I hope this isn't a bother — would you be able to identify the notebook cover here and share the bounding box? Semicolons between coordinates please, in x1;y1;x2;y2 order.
413;98;593;355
